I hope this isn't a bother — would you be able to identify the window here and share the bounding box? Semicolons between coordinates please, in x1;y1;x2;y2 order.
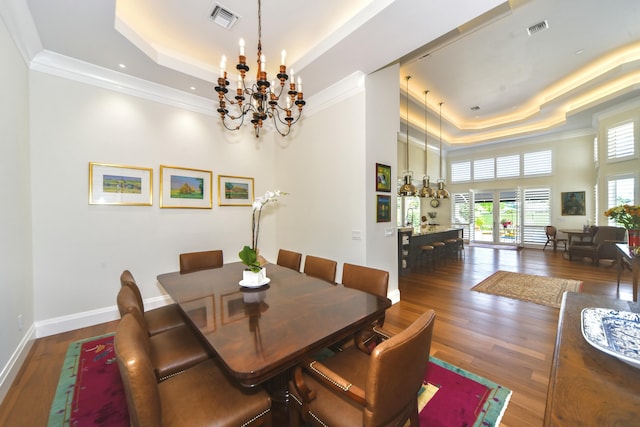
451;161;471;182
593;136;598;165
523;150;552;176
496;154;520;178
607;175;635;207
607;121;635;161
473;158;494;180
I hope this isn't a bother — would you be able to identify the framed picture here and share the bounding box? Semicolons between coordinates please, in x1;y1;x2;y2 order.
561;191;585;216
218;175;254;206
88;162;152;206
376;163;391;192
377;194;391;222
160;165;212;209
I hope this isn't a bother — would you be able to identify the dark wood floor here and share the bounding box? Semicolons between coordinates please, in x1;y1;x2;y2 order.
0;246;633;426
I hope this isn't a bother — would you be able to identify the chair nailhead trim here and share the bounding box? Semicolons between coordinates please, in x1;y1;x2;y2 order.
309;361;352;391
240;408;271;427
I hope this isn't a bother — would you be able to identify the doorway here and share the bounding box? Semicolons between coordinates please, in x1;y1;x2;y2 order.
472;190;519;245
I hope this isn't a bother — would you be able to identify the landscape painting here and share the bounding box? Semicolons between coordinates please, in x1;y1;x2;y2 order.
218;175;254;206
170;175;204;199
160;165;212;209
89;162;152;206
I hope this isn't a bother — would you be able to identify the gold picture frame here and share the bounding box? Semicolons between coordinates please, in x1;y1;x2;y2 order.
160;165;212;209
88;162;152;206
218;175;255;206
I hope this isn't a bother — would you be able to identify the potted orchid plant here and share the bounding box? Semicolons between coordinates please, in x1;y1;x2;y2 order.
239;190;287;285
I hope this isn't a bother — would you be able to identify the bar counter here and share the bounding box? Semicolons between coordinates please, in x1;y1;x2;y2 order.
398;226;463;274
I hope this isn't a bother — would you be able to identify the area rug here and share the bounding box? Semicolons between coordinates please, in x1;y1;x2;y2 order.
417;357;511;427
471;270;582;308
48;333;128;427
49;336;510;427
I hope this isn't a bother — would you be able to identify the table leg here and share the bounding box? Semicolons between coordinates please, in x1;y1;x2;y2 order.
617;251;622;293
265;369;294;426
633;258;638;302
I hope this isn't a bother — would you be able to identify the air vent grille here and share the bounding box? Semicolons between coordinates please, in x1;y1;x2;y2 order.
211;5;239;30
527;20;549;36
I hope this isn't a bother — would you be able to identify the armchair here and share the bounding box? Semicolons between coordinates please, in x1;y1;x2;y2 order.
290;310;435;427
567;226;626;265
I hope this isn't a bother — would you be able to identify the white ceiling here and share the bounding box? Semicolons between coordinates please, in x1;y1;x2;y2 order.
14;0;640;148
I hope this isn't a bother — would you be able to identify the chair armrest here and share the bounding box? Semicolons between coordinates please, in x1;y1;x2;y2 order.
296;359;366;406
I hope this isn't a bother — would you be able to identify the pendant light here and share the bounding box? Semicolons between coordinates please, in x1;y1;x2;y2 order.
436;101;450;199
399;76;416;196
419;90;435;198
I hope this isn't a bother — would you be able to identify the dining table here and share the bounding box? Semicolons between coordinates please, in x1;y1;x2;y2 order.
157;262;391;425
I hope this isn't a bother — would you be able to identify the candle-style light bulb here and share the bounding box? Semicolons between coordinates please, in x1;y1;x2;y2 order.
260;54;266;72
220;55;226;77
297;77;302;93
239;38;245;56
281;50;286;66
237;74;242;90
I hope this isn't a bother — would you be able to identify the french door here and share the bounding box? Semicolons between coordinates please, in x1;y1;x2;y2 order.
471;190;520;245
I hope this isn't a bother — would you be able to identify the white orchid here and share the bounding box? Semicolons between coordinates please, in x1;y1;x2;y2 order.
250;190;288;251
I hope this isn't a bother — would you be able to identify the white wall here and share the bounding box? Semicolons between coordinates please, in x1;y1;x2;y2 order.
28;71;279;326
0;15;34;399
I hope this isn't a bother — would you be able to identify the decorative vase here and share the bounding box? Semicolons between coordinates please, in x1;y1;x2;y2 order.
628;229;640;249
242;267;267;287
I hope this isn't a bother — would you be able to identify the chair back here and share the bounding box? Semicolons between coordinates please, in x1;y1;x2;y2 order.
545;226;557;238
179;250;223;274
341;263;389;299
120;270;144;311
276;249;302;271
364;310;436;427
303;255;337;284
117;285;150;334
115;313;162;427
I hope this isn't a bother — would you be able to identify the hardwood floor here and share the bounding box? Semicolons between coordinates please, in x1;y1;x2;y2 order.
0;246;633;426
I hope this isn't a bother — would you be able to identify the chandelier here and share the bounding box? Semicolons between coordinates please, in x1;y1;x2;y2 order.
399;76;416;196
214;0;305;138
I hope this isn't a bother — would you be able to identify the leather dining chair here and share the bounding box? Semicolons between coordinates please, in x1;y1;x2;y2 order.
290;310;436;427
120;270;185;336
179;249;223;274
115;313;272;427
341;263;389;327
303;255;337;284
117;286;210;381
276;249;302;272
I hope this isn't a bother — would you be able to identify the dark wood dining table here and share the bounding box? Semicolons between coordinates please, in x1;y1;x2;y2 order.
157;262;391;423
544;292;640;426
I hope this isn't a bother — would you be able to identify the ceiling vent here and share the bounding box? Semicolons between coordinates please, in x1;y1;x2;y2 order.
211;4;239;30
526;20;549;36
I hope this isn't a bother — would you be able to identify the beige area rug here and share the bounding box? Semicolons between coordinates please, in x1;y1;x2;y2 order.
471;270;582;308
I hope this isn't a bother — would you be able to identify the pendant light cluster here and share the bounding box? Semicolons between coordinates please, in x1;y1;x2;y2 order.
419;90;435;198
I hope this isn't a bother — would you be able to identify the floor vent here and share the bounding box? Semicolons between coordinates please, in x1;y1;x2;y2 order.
526;20;549;36
211;4;239;30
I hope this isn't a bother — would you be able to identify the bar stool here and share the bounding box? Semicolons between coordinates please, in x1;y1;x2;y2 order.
418;244;435;271
456;237;465;260
431;241;446;266
444;238;459;262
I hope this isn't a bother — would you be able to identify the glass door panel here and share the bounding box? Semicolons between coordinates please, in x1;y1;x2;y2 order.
473;192;494;242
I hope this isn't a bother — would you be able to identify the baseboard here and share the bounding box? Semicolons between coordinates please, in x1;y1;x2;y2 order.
0;324;36;404
388;288;400;304
34;294;175;338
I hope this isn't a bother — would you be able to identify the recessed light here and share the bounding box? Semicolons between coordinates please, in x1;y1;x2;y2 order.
190;86;196;91
118;63;126;69
575;49;584;55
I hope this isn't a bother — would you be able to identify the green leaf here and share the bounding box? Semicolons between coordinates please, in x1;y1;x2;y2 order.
238;245;261;272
